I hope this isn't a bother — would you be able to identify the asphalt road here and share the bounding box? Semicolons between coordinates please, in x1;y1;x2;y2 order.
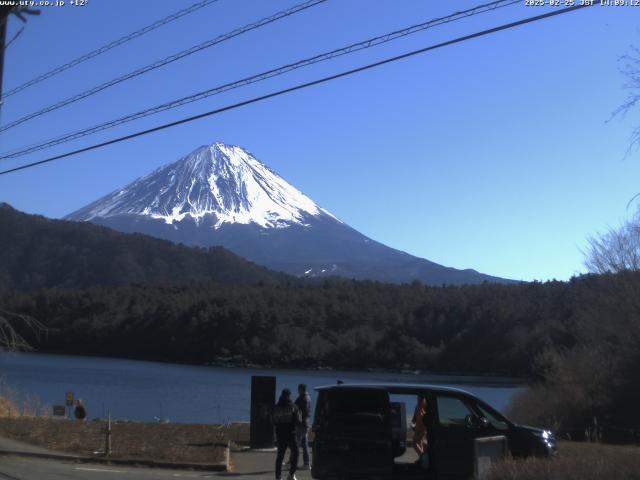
0;451;313;480
0;456;215;480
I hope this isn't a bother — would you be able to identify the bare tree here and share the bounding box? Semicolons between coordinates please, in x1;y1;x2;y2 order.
614;45;640;153
584;214;640;273
0;308;45;351
586;46;640;273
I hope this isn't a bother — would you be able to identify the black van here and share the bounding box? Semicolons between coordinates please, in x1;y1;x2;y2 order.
311;383;556;480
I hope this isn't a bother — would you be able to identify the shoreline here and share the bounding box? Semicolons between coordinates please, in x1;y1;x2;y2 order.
1;351;524;424
1;350;529;386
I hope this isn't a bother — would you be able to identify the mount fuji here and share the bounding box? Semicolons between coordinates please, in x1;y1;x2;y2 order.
66;142;509;285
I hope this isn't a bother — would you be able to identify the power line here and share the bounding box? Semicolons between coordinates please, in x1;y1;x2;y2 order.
0;0;328;133
1;0;221;100
0;3;594;177
3;26;23;51
0;0;520;161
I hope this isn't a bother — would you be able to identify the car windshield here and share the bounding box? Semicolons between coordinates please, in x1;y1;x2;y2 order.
475;404;509;431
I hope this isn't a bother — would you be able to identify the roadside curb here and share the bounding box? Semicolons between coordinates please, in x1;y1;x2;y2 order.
0;445;230;472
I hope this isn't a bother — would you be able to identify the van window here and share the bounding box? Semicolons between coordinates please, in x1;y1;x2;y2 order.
436;396;475;427
332;389;387;415
389;401;406;431
314;391;328;426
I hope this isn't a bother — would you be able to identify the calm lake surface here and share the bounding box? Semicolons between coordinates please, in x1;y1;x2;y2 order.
0;352;525;424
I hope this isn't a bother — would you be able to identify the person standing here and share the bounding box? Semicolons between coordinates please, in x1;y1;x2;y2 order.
74;399;87;420
294;384;312;470
272;388;301;480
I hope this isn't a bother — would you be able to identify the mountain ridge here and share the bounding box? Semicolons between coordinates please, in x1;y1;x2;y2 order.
66;142;514;286
0;202;288;290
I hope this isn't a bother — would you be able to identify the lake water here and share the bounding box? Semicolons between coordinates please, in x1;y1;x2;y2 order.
0;352;525;424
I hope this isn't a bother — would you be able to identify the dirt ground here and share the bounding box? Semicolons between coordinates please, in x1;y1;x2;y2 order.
0;416;249;465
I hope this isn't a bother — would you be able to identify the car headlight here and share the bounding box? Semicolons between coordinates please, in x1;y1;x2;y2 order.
532;430;552;439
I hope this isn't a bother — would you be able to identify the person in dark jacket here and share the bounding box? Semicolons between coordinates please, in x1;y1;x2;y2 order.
273;388;300;480
74;399;87;420
294;383;312;469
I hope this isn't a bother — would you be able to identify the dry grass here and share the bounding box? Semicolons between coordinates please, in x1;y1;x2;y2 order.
0;385;50;418
0;416;243;464
18;393;50;417
489;441;640;480
0;390;243;465
0;396;18;417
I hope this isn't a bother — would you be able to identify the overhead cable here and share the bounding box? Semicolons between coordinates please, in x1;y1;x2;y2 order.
0;0;327;132
0;3;594;177
1;0;222;100
0;0;519;160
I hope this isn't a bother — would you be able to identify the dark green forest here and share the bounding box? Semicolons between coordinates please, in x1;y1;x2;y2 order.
1;278;574;373
4;272;634;375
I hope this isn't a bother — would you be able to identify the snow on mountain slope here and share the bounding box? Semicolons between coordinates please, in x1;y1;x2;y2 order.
67;141;513;285
68;142;339;229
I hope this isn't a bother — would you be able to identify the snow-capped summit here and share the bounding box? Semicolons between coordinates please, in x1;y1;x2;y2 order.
67;141;511;285
68;142;339;229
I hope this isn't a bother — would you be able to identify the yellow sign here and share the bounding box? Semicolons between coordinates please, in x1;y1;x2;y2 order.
65;391;74;406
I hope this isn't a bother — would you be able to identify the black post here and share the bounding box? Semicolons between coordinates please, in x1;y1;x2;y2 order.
250;375;276;449
0;6;41;106
0;9;9;103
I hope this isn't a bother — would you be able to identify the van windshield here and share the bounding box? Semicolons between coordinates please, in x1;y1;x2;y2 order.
475;404;509;431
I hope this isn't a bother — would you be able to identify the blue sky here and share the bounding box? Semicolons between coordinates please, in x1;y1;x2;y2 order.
1;0;639;282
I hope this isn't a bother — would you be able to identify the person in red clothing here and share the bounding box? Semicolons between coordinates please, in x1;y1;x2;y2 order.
412;396;428;459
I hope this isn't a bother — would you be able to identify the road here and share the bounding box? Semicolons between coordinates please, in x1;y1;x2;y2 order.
0;450;312;480
0;456;219;480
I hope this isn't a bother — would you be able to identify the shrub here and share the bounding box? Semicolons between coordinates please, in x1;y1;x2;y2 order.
0;396;18;417
488;441;640;480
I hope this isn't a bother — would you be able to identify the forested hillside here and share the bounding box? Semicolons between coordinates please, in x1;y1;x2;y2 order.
5;273;633;377
0;203;287;289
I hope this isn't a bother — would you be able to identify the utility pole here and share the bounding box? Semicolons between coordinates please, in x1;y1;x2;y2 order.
0;7;12;104
0;6;40;105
